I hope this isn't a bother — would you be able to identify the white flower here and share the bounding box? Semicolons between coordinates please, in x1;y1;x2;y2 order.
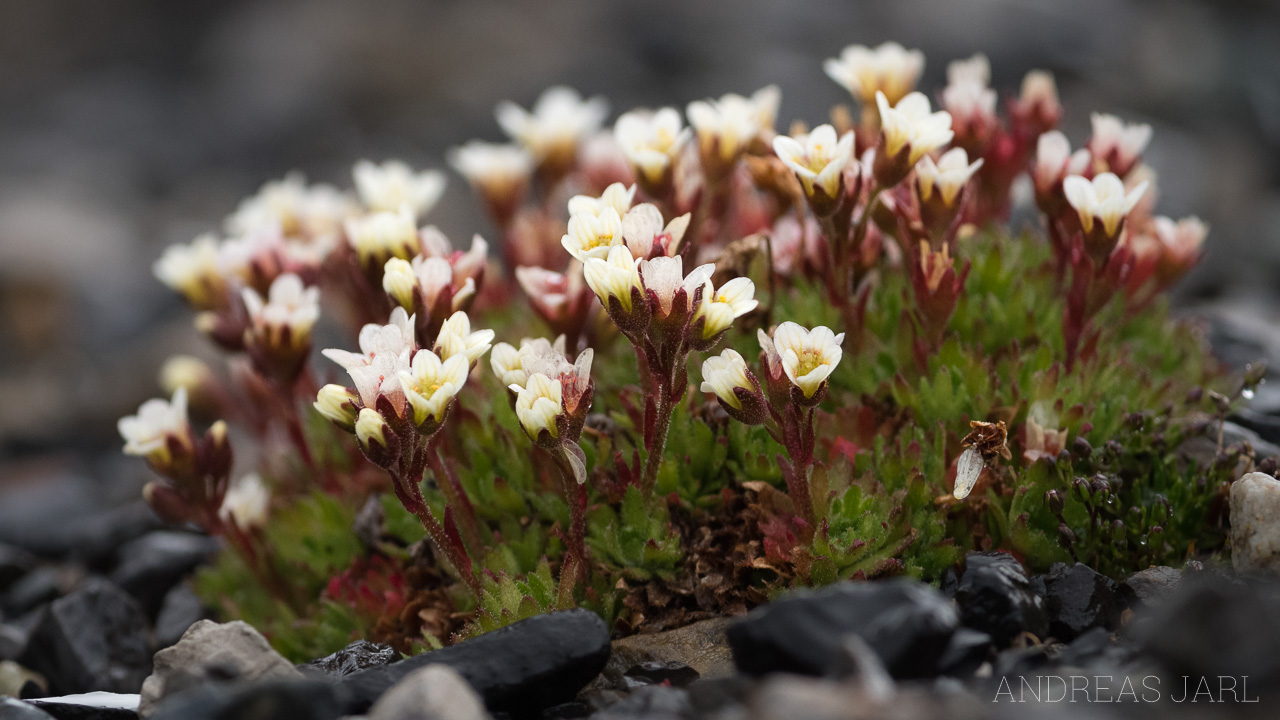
1153;215;1207;266
1063;172;1149;238
638;256;715;316
1089;113;1152;174
1032;131;1091;194
941;57;996;132
614;108;690;184
1020;71;1060;113
433;311;494;364
448;141;534;194
916;148;984;207
383;255;476;313
516;264;585;321
584;245;644;312
345;206;420;267
159;356;214;396
567;183;636;219
695;277;758;339
154;234;227;310
512;373;563;440
947;54;990;86
496;86;609;162
420;228;488;287
353;160;446;217
226;172;356;243
562;207;625;262
322;307;416;409
876;92;954;166
953;447;984;500
490;342;527;388
219;474;271;530
824;42;925;106
686;86;779;164
398;348;469;427
700;349;753;410
119;388;191;460
314;384;359;430
241;273;321;350
620;204;690;258
772;124;856;198
771;322;845;398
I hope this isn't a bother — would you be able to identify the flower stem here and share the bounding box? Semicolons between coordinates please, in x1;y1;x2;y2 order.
549;445;589;592
426;440;483;556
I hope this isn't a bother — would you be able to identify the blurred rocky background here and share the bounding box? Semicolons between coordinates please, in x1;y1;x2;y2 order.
1;0;1279;487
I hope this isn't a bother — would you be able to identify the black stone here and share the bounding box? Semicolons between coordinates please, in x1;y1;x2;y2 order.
24;697;138;720
685;676;751;718
338;609;610;715
622;661;699;688
1137;574;1280;697
588;685;690;720
953;552;1048;646
0;543;38;592
725;578;958;680
1039;562;1118;641
540;701;591;719
152;584;210;650
303;639;397;679
150;680;346;720
936;627;993;678
1118;566;1182;612
0;697;57;720
3;567;65;617
109;532;218;617
18;578;152;695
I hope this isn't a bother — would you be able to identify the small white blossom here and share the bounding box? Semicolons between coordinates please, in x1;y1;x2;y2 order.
562;207;625;262
620;204;690;258
433;311;494;364
219;473;271;531
322;308;416;410
772;124;856;198
876;91;955;166
638;256;715;316
496;86;609;162
770;322;845;398
353;160;447;217
398;348;469;427
1032;131;1091;194
824;42;925;106
314;384;359;430
614;108;690;184
154;234;227;310
383;255;476;313
119;388;191;460
490;342;527;388
448;141;534;196
1089;113;1152;174
694;277;758;339
1063;172;1149;238
345;207;420;268
584;245;644;312
226;172;355;243
916;148;984;207
241;273;321;351
567;183;636;219
686;86;779;164
512;373;564;440
700;349;754;410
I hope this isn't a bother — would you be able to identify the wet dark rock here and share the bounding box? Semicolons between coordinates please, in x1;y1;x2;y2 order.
726;579;958;680
339;609;610;715
685;675;751;718
591;617;732;692
589;685;690;720
3;567;70;617
0;696;56;720
622;661;699;689
0;476;104;558
151;585;209;651
25;693;139;720
139;620;302;716
18;578;151;695
1119;566;1183;611
936;627;993;678
70;503;166;570
150;680;345;720
953;551;1048;646
304;639;397;679
109;532;218;617
1138;575;1280;696
366;664;491;720
991;644;1052;679
1;621;31;660
1053;626;1139;673
1039;562;1119;641
0;543;38;592
539;701;590;719
826;634;894;701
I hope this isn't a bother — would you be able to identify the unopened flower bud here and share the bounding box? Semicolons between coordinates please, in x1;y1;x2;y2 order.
315;384;360;432
512;373;564;444
355;408;390;452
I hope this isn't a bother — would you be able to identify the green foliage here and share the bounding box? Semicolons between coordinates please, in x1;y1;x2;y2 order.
587;486;684;581
471;559;560;634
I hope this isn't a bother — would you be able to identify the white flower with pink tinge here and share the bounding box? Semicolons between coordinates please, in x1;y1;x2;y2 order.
353;160;446;218
1063;173;1149;238
242;273;321;351
772;124;856;198
1089;113;1152;174
824;42;925;106
638;256;715;316
496;86;609;162
1032;131;1091;195
614;108;690;184
876;91;954;166
760;322;845;398
620;204;690;258
220;473;271;531
322;307;416;411
916;148;984;208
